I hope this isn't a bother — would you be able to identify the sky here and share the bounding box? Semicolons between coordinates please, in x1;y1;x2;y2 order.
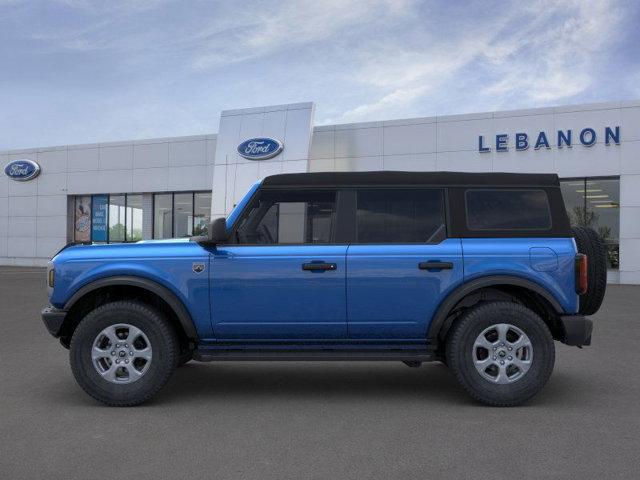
1;0;639;150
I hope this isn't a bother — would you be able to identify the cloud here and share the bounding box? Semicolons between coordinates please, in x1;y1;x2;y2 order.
338;85;429;122
334;0;626;122
191;0;413;69
481;0;622;104
0;0;635;150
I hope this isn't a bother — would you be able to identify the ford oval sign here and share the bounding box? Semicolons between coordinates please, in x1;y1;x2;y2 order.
237;138;283;160
4;159;41;181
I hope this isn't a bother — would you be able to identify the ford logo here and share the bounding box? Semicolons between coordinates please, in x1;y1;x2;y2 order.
4;159;41;181
237;137;283;160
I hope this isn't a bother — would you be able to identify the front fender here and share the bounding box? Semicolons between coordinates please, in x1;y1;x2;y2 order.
62;274;199;340
50;245;211;339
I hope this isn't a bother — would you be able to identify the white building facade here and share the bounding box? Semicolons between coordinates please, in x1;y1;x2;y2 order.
1;100;639;283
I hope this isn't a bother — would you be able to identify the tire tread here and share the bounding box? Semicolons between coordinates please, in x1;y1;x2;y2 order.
70;300;177;407
446;301;555;407
572;226;607;315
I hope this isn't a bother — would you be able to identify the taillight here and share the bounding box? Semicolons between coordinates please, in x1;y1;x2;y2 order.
575;254;588;295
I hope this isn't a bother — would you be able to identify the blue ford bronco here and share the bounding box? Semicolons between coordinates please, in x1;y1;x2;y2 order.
42;172;606;407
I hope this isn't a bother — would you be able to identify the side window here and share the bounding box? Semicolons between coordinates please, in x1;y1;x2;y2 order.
235;190;336;244
356;189;446;243
465;189;551;230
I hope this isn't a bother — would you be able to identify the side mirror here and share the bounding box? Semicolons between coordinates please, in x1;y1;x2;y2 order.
208;217;229;244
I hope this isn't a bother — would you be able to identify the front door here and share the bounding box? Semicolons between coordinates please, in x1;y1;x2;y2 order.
210;189;347;340
346;188;464;340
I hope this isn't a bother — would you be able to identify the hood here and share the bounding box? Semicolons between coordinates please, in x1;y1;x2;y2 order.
51;237;196;264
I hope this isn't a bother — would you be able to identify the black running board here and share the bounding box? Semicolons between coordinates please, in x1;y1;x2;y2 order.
193;349;435;362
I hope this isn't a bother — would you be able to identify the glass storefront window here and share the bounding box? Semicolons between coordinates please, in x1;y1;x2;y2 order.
174;193;193;238
108;195;126;242
73;191;211;243
154;194;173;239
126;194;143;242
194;192;212;236
153;191;211;239
560;177;620;269
74;196;92;242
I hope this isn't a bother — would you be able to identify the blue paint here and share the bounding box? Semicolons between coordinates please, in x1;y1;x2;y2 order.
496;134;509;152
529;247;559;272
558;129;572;148
91;195;108;242
4;159;40;181
534;131;551;149
515;133;529;150
50;240;214;338
462;238;578;313
346;240;464;339
477;126;620;152
237;137;283;160
580;128;596;146
48;181;580;348
210;245;349;339
478;135;491;152
226;181;261;228
605;126;620;145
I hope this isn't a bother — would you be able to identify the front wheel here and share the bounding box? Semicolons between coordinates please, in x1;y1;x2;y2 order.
70;301;178;406
446;301;555;407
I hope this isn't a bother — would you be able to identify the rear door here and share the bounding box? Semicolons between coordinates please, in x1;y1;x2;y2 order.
346;188;463;340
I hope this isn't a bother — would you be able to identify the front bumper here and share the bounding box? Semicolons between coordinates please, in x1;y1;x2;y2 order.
41;306;67;338
559;315;593;346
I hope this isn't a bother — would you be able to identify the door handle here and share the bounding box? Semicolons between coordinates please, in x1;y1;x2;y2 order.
302;262;337;271
418;261;453;271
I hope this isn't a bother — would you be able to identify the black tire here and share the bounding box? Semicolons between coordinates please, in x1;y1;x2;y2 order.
176;351;193;367
572;226;607;315
70;301;178;407
446;302;555;407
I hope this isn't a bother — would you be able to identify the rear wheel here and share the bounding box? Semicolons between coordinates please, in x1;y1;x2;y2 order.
70;300;178;406
446;301;555;407
572;226;607;315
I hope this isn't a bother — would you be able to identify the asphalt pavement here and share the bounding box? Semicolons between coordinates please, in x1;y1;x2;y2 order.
1;267;639;479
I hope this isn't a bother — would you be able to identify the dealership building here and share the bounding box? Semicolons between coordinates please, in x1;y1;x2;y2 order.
1;100;639;283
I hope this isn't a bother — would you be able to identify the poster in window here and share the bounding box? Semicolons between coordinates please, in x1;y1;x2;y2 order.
74;196;92;242
91;194;108;242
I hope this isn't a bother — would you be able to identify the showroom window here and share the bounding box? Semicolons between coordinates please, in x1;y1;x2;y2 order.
560;177;620;269
108;195;126;242
126;194;143;242
74;196;92;242
152;192;212;239
72;193;145;243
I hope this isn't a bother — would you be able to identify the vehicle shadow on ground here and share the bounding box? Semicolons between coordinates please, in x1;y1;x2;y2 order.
155;361;588;407
156;361;469;404
43;361;591;408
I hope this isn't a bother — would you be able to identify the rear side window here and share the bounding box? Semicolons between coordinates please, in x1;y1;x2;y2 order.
356;189;445;243
465;189;551;230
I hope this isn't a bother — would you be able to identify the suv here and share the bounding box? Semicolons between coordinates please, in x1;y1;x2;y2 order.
42;172;606;407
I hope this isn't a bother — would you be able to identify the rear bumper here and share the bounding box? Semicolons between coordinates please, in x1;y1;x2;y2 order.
41;306;67;338
559;315;593;346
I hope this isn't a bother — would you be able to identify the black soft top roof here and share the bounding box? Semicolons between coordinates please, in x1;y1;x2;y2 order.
262;171;560;188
